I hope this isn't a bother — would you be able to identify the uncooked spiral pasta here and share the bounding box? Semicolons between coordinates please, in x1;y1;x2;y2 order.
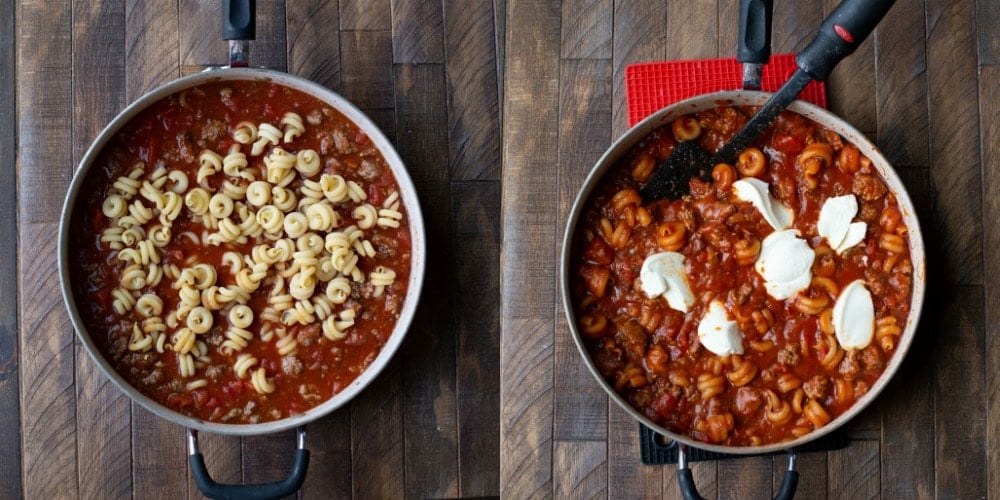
229;304;254;329
222;144;252;180
252;123;282;156
295;149;321;177
185;306;213;334
233;121;258;144
245;181;272;206
283;212;308;239
353;204;377;229
320;174;349;203
134;293;164;318
185;187;211;215
306;202;338;232
250;367;275;394
280;112;305;143
271;186;297;212
103;194;128;218
233;353;258;378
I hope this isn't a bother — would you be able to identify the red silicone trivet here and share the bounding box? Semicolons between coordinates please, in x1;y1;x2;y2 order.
625;53;827;127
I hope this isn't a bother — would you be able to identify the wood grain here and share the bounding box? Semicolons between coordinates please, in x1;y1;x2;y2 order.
285;0;341;90
560;0;612;60
828;440;880;499
453;181;502;497
71;2;132;497
934;286;986;498
340;30;394;110
823;0;876;135
391;0;443;63
979;63;1000;500
977;1;1000;65
444;0;502;181
875;0;929;167
340;0;391;31
394;62;460;498
926;0;982;285
0;0;21;493
18;223;77;499
350;363;405;498
501;2;561;496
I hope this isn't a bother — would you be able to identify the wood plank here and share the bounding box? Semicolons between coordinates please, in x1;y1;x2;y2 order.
828;440;880;499
769;0;823;54
611;0;666;134
340;30;394;110
391;0;443;64
393;62;459;498
299;409;353;498
285;0;341;90
934;286;986;498
251;0;288;71
350;363;405;498
978;63;1000;500
553;440;607;497
16;0;76;496
16;0;73;224
607;411;664;498
926;0;982;285
18;223;77;498
774;451;826;500
554;57;611;443
665;0;718;60
0;0;21;493
500;1;560;496
70;1;132;497
718;456;771;500
977;1;1000;65
340;0;390;30
875;0;929;167
242;430;298;484
560;0;612;60
443;0;502;181
452;181;502;497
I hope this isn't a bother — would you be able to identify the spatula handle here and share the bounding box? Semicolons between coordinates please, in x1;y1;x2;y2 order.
796;0;895;81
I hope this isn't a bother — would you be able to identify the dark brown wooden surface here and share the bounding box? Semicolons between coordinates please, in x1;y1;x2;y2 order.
7;0;500;498
4;0;999;498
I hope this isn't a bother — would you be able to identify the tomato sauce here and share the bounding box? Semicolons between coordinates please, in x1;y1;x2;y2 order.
68;80;412;424
570;106;913;446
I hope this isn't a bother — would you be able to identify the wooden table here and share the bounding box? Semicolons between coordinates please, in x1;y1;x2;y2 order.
3;0;998;499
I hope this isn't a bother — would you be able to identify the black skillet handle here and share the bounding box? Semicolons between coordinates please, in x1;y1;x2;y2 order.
188;427;310;500
737;0;773;64
796;0;895;81
676;445;799;500
222;0;256;41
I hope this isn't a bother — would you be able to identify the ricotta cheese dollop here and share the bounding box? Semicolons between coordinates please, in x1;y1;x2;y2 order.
639;251;695;313
733;178;794;231
816;194;867;254
754;229;815;300
833;279;875;349
697;301;744;356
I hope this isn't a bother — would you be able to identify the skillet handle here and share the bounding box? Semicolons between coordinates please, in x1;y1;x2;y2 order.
188;427;310;500
676;445;798;500
737;0;773;64
222;0;256;40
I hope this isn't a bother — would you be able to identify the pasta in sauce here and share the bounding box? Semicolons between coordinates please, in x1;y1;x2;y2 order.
69;80;412;424
570;106;913;446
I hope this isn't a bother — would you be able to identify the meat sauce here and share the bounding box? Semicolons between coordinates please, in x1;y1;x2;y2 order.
69;80;412;424
570;106;913;446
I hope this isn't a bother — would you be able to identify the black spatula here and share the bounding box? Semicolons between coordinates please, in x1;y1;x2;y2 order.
640;0;896;201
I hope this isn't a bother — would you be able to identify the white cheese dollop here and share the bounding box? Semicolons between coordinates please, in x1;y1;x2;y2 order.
754;229;815;300
697;301;744;356
833;279;875;349
733;178;794;231
817;194;867;254
639;251;696;313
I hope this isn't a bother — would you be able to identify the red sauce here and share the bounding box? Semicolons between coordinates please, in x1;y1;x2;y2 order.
69;80;412;424
570;106;913;446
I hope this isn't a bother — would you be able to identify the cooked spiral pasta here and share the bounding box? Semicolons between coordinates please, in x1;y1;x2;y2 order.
280;112;305;143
